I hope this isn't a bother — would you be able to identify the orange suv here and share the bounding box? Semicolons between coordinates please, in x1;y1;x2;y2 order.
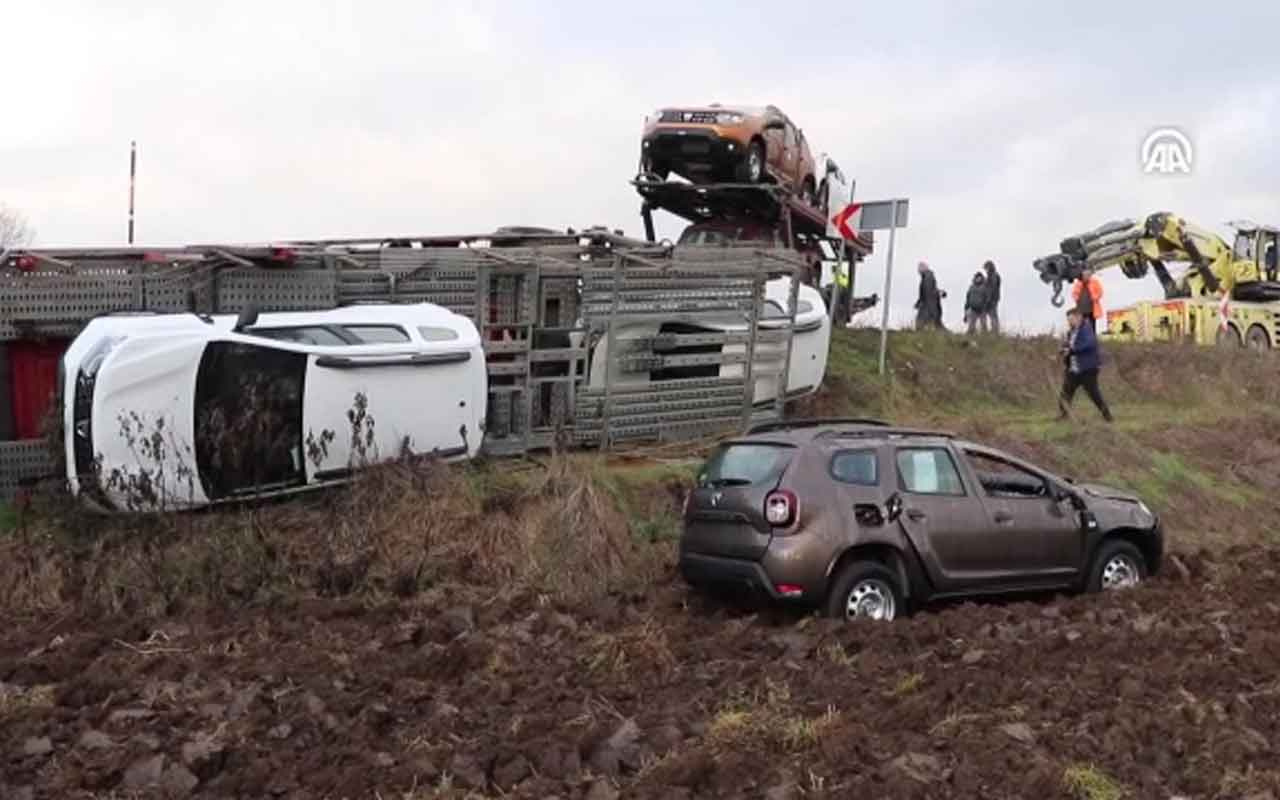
640;104;819;205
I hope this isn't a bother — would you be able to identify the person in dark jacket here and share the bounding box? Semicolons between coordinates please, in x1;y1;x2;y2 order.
914;261;945;329
982;259;1001;333
1057;307;1113;421
964;271;989;334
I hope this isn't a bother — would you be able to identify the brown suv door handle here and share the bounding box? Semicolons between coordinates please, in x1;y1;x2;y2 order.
905;508;926;521
993;511;1013;524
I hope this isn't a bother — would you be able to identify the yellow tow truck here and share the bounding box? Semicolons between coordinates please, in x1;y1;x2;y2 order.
1032;213;1280;349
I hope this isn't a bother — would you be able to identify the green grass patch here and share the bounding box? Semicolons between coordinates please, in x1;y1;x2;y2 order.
1062;763;1126;800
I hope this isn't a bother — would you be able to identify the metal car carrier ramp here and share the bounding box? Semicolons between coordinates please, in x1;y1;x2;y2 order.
0;236;810;499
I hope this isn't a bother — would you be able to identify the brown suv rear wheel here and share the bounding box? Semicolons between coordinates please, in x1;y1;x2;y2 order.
825;560;904;621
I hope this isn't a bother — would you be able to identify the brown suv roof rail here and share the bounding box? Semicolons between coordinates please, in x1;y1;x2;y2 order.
744;417;889;435
817;426;956;440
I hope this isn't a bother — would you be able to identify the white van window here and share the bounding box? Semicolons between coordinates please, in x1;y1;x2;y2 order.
252;326;349;347
343;325;411;344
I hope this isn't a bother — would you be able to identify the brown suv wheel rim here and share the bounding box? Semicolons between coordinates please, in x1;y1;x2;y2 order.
1101;554;1140;589
846;579;896;621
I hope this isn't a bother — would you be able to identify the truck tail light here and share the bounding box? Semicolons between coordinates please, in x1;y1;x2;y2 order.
765;489;797;527
268;246;297;265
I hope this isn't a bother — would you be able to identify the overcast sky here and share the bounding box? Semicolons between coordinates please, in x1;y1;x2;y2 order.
5;0;1280;332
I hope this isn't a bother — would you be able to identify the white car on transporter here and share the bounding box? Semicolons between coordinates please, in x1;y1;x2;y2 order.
583;276;831;404
61;302;486;512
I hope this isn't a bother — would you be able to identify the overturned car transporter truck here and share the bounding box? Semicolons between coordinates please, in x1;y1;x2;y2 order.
0;230;825;501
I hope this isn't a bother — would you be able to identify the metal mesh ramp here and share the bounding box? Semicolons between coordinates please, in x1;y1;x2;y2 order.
0;240;814;496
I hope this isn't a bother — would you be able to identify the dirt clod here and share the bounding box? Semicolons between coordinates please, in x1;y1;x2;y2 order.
76;730;114;751
181;734;225;778
765;782;799;800
440;606;476;637
585;778;620;800
589;719;642;776
448;752;487;790
999;722;1036;745
162;763;200;796
123;754;166;789
20;737;52;757
891;752;946;784
494;754;532;790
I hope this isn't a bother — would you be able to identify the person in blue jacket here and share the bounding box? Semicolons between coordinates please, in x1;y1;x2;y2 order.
1057;307;1113;421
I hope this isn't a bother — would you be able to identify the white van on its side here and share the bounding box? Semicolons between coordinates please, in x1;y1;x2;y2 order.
62;302;486;512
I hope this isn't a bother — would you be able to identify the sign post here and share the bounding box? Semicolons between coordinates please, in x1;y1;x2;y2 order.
877;201;900;375
833;198;909;375
128;140;137;245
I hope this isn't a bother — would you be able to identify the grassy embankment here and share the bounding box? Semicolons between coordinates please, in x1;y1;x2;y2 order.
2;327;1276;618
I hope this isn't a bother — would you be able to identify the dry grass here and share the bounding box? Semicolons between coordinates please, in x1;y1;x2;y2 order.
9;326;1280;619
581;616;679;681
0;452;675;619
704;680;841;754
0;681;56;719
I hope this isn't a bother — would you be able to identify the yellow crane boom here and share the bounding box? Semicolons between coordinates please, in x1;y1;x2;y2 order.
1033;212;1280;307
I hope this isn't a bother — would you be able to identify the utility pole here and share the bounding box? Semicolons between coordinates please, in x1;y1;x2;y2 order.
128;140;136;244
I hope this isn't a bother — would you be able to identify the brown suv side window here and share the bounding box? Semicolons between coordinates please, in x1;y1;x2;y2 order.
830;449;878;486
895;447;966;496
963;449;1049;499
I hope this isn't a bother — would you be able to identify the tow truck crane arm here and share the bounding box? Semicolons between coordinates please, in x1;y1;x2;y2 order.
1033;212;1280;306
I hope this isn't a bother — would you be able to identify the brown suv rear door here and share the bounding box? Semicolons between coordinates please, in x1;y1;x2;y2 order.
957;447;1082;584
890;444;995;593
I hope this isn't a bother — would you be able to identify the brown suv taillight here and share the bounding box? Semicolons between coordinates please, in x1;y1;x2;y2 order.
764;489;798;528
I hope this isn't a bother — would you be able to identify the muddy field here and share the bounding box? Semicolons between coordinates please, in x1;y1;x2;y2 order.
4;543;1280;799
7;331;1280;799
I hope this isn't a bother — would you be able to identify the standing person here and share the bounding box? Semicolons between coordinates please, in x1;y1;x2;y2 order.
1072;268;1104;332
982;259;1001;333
914;261;944;329
1058;307;1113;422
964;271;989;334
826;257;852;326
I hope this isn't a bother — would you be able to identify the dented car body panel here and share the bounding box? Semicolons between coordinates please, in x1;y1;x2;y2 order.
679;421;1164;611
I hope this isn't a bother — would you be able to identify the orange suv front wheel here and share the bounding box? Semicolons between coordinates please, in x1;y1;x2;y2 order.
736;140;766;183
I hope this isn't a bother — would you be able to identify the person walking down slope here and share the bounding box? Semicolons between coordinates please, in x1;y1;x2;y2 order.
982;259;1001;334
1072;268;1104;332
914;261;945;329
964;272;990;334
1057;306;1113;422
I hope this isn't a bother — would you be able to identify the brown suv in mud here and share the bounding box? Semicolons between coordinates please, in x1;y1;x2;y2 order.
679;419;1164;620
640;104;818;204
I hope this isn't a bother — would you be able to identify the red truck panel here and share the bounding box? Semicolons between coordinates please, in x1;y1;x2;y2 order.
8;339;70;439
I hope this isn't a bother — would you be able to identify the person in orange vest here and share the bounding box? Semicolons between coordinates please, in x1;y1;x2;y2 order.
1071;268;1103;332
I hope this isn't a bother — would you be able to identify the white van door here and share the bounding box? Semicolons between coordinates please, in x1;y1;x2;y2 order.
301;344;484;481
